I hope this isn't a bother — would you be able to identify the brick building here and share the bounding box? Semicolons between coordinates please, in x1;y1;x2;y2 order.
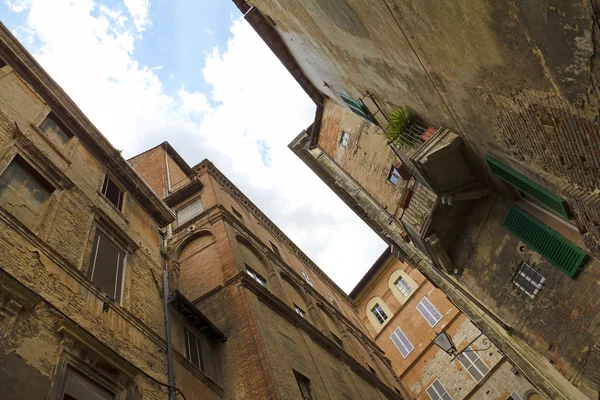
228;0;600;398
0;22;410;400
352;247;539;400
129;142;406;399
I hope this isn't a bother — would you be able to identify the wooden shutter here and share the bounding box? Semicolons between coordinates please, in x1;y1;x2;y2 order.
502;206;587;277
485;156;570;219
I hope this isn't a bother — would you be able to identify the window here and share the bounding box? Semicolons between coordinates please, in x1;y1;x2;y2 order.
176;197;203;225
340;131;350;147
294;304;306;318
329;296;340;310
245;266;267;287
88;230;125;302
390;327;414;359
61;368;115;400
394;277;412;296
101;176;123;211
270;241;280;256
301;271;314;287
513;262;545;298
509;392;524;400
294;371;313;400
0;155;53;227
231;206;243;220
416;297;442;327
371;303;388;324
426;379;451;400
39;113;72;146
457;347;490;382
183;325;203;370
387;166;401;185
0;58;6;68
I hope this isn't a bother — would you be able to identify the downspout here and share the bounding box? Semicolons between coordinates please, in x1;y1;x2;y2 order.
165;144;172;194
162;230;176;400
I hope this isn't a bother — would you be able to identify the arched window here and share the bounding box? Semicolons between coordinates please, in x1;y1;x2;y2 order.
177;231;218;301
388;270;418;304
365;297;393;333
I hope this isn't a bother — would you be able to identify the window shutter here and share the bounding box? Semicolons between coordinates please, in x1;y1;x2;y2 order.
485;155;570;219
502;206;587;277
339;93;377;124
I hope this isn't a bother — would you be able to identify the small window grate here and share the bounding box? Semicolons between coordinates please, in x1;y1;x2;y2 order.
513;262;545;298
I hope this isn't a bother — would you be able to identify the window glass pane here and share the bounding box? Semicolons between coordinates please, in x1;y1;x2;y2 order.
63;368;114;400
39;114;71;145
89;232;124;302
188;329;201;369
0;155;53;226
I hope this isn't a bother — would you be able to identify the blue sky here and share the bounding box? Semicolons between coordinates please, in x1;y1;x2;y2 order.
0;0;387;292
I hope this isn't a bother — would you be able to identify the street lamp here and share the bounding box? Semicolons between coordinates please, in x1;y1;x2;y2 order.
432;331;491;361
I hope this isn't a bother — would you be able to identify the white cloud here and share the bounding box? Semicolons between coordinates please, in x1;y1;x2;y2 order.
2;0;386;292
124;0;150;32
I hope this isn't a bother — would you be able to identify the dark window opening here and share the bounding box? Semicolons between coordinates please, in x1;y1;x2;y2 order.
231;206;243;220
88;230;125;302
270;241;280;256
294;371;313;400
101;175;123;211
0;57;6;69
61;368;115;400
39;112;73;146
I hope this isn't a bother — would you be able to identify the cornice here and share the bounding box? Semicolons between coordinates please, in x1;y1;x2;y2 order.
230;273;403;400
202;162;354;305
0;23;174;227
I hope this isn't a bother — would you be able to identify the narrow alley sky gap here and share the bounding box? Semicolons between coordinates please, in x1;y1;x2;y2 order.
0;0;387;293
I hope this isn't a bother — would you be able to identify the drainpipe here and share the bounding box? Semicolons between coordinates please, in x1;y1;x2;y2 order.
162;230;176;400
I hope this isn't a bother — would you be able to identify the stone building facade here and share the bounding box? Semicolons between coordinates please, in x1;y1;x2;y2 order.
0;22;406;400
352;248;539;400
129;142;407;399
229;0;600;398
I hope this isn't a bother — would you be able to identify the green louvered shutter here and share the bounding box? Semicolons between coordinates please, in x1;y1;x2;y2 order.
502;206;587;277
485;155;570;219
339;93;377;124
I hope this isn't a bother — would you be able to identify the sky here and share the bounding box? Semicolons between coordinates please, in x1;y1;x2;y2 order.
0;0;387;293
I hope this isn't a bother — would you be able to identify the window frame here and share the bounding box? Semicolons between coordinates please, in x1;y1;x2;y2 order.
294;304;306;318
371;303;388;324
245;265;267;287
329;295;340;311
509;392;524;400
101;175;124;211
387;166;402;186
270;241;280;256
340;131;350;147
426;378;452;400
38;111;73;147
456;346;490;382
390;327;414;359
301;271;314;288
183;324;204;371
88;228;127;303
294;371;313;400
394;277;412;297
176;197;204;225
416;297;442;327
231;206;243;220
